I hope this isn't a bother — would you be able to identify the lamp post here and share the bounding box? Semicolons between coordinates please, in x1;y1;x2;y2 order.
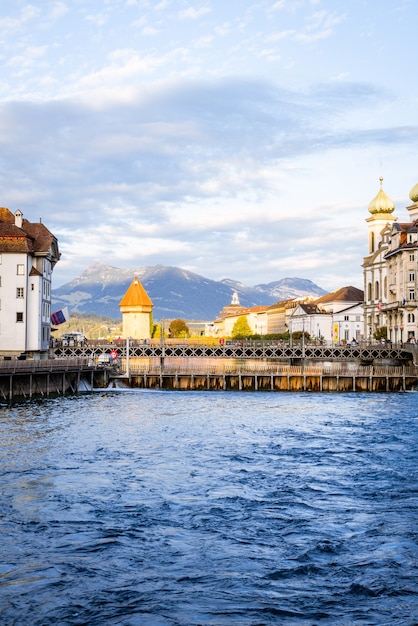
126;337;130;379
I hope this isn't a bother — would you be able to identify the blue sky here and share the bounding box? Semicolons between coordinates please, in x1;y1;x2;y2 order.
0;0;417;291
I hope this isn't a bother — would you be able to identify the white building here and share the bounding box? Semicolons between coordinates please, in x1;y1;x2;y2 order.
362;177;396;341
0;207;60;358
363;177;418;343
288;302;332;342
316;286;364;343
382;181;418;343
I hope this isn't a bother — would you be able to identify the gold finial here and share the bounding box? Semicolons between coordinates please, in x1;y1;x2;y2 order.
379;176;383;188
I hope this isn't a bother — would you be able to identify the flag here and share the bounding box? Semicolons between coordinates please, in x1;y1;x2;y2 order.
377;301;382;311
51;307;69;326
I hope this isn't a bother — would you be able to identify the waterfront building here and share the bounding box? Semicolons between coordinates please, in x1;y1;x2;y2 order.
316;286;364;343
266;298;296;335
332;303;364;344
0;207;60;358
119;275;153;339
210;291;243;336
382;181;418;343
288;302;332;342
363;177;418;343
362;177;396;341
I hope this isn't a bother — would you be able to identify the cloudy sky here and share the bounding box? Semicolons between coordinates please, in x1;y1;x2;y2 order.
1;0;417;291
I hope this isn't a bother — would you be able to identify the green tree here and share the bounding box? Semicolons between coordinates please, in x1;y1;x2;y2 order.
373;326;387;340
169;319;190;338
232;315;252;339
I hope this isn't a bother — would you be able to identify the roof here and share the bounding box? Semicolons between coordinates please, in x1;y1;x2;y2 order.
295;303;324;315
316;286;364;304
119;276;153;308
0;207;59;257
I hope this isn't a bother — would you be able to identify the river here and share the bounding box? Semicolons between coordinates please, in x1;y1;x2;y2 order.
0;390;417;625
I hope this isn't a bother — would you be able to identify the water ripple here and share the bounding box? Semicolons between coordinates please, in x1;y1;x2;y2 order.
0;391;417;624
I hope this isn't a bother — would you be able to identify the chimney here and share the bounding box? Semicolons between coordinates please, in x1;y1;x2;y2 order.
14;209;23;228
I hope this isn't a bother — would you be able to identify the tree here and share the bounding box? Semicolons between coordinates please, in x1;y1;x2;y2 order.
374;326;387;340
232;315;252;339
169;319;189;338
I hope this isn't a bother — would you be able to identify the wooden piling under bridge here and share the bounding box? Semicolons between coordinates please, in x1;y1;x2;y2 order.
112;359;418;392
0;358;109;402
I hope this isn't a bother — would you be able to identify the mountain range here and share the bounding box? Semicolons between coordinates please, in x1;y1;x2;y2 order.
51;262;328;321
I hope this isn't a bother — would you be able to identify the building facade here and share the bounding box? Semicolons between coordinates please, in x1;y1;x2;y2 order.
363;178;418;343
0;207;60;358
119;275;153;339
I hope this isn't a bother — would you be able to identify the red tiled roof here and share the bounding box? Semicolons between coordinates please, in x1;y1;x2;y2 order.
316;286;364;304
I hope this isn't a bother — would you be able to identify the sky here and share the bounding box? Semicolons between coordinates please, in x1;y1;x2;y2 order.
0;0;417;291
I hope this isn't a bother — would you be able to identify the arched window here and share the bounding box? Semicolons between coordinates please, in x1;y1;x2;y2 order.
384;276;387;298
368;282;372;301
408;313;415;323
375;281;379;300
370;231;375;253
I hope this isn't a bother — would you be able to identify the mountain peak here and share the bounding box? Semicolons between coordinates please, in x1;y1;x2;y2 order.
52;263;330;321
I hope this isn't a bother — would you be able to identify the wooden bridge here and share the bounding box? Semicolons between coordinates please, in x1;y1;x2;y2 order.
53;340;414;363
0;342;417;401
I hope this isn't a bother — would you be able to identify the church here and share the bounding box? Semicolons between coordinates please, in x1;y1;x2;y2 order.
363;178;418;343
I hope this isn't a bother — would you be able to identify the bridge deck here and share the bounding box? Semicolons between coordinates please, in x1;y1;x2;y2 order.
53;342;413;362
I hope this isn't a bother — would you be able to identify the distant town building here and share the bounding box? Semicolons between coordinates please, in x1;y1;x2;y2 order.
316;286;364;343
288;302;332;341
0;207;60;358
119;275;153;339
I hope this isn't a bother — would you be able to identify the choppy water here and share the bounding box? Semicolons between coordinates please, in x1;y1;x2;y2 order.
0;390;417;625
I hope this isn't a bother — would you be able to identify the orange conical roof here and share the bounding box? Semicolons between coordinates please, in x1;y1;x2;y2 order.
119;275;153;307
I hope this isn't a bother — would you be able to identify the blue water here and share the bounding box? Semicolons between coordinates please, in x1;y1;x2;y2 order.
0;390;417;625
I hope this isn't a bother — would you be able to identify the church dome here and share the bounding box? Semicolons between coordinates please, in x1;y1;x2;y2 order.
368;177;395;215
409;181;418;203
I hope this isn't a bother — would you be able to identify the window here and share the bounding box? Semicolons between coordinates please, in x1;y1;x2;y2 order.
17;264;24;275
409;290;415;301
408;313;415;323
370;232;375;253
410;253;415;262
16;287;24;298
16;312;23;322
344;315;349;321
31;283;34;291
409;272;415;282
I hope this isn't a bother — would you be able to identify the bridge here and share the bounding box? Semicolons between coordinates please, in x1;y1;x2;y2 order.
53;340;414;364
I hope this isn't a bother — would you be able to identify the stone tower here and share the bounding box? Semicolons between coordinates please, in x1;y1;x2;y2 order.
119;275;153;339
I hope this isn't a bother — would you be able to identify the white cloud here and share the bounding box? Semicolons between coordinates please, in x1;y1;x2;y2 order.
178;6;211;20
0;0;416;293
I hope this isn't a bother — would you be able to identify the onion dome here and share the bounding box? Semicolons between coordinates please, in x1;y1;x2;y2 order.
409;181;418;203
368;177;395;215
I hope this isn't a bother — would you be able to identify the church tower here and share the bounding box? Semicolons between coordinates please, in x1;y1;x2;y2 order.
407;180;418;222
363;178;397;340
365;176;397;254
119;276;153;339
